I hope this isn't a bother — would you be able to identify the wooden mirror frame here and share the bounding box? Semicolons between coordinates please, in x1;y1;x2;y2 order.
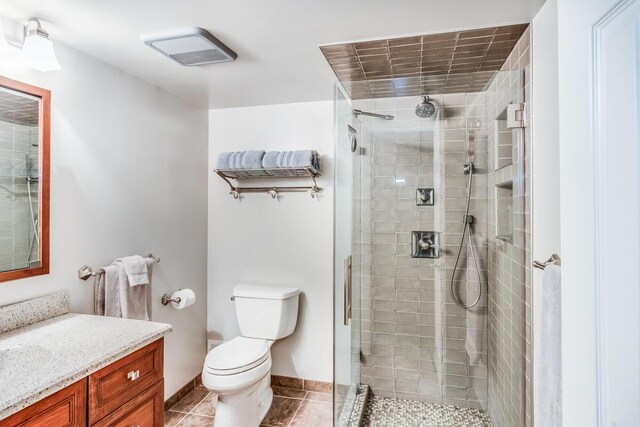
0;76;50;282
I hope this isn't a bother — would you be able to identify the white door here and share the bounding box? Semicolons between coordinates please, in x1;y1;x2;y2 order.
558;0;640;425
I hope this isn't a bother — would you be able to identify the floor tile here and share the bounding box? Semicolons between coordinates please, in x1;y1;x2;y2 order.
191;393;217;417
164;410;188;427
170;386;210;413
176;414;215;427
273;386;307;399
305;391;332;402
261;396;303;427
290;400;333;427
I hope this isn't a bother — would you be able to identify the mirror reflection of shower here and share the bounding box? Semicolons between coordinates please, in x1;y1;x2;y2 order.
25;153;39;268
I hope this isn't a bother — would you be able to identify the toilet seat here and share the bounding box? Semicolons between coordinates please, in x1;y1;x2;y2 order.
205;337;270;376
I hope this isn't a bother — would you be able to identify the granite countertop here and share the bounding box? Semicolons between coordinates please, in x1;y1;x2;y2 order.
0;313;172;420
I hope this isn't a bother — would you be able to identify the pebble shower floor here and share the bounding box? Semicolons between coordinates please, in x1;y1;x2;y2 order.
355;395;492;427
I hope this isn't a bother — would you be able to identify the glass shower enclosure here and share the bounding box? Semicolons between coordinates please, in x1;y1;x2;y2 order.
333;70;529;426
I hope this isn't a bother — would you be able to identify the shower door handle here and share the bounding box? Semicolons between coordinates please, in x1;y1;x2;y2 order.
343;255;352;326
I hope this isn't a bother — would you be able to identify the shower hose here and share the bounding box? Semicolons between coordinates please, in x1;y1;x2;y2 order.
449;165;483;309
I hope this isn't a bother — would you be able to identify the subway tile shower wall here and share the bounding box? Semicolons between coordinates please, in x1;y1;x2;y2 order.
0;120;39;272
353;92;490;410
486;27;532;427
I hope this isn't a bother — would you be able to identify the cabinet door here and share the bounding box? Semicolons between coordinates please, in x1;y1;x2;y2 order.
88;339;163;425
91;380;163;427
0;379;86;427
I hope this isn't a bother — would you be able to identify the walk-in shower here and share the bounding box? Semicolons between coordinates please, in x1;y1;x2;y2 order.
332;25;531;424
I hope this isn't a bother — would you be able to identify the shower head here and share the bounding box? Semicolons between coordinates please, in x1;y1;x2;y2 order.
415;96;436;118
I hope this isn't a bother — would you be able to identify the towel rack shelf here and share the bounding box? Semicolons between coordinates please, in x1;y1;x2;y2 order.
78;253;160;280
215;167;322;199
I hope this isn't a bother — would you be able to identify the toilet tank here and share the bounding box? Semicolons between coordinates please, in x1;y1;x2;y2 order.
233;285;300;340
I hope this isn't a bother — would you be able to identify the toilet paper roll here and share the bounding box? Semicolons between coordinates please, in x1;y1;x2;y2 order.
170;289;196;309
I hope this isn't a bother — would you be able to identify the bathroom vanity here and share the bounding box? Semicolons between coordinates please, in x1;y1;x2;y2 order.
0;295;172;427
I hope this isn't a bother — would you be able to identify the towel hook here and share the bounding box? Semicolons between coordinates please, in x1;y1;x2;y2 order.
533;253;561;270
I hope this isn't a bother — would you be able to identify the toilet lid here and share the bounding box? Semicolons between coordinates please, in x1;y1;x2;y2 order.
205;337;270;376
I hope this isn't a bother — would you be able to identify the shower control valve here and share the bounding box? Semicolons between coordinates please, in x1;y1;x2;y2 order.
411;231;440;259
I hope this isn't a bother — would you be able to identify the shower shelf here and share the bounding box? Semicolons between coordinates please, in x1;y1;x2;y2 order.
215;167;322;199
494;164;514;188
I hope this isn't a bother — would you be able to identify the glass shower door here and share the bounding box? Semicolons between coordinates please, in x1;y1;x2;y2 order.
334;85;362;426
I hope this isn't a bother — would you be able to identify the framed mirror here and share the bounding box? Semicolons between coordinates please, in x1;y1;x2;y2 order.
0;76;49;282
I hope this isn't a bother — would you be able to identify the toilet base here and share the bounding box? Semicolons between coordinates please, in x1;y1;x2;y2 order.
213;373;273;427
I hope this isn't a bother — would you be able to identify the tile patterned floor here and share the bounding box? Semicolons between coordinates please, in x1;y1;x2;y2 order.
360;395;492;427
164;385;332;427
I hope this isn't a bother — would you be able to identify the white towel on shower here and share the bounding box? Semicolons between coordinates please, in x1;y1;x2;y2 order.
535;264;562;426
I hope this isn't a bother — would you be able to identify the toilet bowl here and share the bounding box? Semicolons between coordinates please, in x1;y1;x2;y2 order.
202;285;300;427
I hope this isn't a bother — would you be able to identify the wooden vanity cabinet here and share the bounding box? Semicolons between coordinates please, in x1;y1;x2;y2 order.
0;339;164;427
0;379;87;427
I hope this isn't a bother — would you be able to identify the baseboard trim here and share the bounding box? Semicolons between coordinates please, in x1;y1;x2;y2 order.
164;374;202;411
271;375;333;393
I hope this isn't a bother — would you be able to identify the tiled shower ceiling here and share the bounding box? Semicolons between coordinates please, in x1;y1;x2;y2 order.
320;24;528;99
0;89;39;126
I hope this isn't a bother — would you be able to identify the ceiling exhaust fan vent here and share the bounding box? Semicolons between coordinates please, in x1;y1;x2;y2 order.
141;27;237;67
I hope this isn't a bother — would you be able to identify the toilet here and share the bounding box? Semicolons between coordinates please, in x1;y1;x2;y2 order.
202;285;300;427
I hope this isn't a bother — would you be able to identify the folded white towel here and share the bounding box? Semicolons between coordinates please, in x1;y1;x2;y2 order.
115;255;149;286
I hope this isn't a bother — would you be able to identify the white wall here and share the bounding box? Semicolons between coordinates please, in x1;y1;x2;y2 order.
208;101;333;382
531;0;560;422
0;40;209;398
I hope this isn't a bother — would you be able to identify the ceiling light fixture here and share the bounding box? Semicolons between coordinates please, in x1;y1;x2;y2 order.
19;17;60;72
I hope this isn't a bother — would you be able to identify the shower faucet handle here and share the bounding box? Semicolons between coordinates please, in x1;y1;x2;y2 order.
419;238;437;251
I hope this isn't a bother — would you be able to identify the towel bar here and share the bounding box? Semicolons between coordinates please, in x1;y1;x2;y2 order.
533;253;561;270
78;253;160;280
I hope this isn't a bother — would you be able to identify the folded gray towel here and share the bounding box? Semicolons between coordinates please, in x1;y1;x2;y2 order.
289;150;319;170
218;151;266;170
241;150;265;169
217;152;234;169
276;151;291;168
263;151;279;168
230;151;242;169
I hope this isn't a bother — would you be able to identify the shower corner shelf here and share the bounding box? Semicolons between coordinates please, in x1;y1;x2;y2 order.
215;167;322;200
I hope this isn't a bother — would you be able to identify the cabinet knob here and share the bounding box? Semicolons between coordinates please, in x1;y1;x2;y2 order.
127;370;140;381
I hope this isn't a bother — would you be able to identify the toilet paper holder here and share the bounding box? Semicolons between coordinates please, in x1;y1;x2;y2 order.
161;293;181;306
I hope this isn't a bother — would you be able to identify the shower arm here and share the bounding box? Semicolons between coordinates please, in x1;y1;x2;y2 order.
352;109;395;120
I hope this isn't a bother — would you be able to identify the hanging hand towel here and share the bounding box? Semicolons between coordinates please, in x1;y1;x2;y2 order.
117;263;149;320
101;265;121;318
115;255;149;286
